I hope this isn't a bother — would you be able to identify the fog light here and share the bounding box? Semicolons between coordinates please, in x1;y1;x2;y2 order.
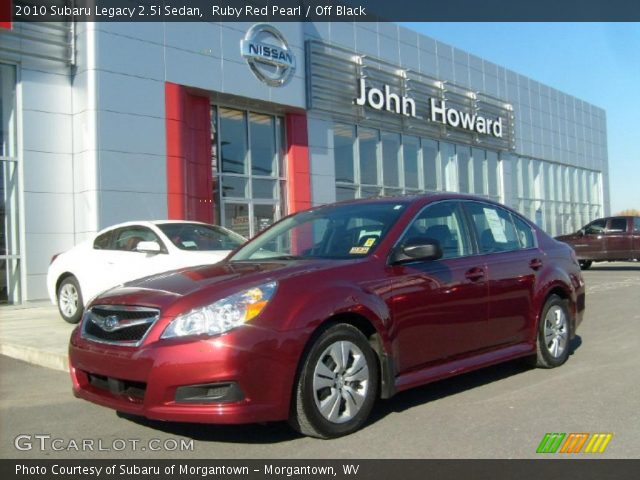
174;382;244;403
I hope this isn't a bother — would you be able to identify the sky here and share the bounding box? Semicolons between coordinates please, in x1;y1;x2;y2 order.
401;23;640;214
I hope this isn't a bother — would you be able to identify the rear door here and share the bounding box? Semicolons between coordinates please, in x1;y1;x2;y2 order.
388;200;489;371
604;217;632;260
463;201;538;348
634;218;640;260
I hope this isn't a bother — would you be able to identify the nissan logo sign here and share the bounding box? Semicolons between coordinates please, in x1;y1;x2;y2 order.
241;24;296;87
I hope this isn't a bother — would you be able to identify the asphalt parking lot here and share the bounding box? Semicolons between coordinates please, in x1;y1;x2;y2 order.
1;263;638;459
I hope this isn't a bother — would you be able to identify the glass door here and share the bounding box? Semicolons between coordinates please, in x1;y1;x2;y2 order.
212;106;286;238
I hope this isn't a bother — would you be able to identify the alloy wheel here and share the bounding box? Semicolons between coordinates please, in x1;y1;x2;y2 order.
543;305;568;358
59;283;79;318
312;340;370;424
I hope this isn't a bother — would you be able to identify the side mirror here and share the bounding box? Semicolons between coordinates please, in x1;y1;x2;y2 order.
578;229;585;237
391;241;443;264
136;241;161;254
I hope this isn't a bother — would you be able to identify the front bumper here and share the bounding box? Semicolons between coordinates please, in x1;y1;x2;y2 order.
68;325;302;424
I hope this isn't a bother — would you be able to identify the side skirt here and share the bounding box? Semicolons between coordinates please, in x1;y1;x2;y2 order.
393;343;534;394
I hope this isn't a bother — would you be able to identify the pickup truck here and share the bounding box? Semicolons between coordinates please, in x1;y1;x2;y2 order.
555;216;640;269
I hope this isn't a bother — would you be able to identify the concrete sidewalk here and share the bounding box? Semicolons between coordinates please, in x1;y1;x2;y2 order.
0;302;74;372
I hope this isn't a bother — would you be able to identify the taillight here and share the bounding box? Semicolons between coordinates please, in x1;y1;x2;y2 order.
50;253;61;264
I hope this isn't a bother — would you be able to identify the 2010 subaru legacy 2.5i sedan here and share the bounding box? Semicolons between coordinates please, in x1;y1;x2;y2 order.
69;194;585;438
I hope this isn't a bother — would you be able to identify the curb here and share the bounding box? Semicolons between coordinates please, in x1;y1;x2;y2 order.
0;343;69;373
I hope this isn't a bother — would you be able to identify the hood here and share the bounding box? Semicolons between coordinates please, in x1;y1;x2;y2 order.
555;232;580;242
90;258;351;314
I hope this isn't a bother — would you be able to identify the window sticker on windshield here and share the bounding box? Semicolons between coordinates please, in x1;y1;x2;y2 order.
363;237;376;247
349;246;370;255
483;208;508;243
181;240;197;248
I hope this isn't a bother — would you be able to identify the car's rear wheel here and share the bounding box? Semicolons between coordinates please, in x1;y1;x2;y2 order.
57;276;84;324
532;295;571;368
290;324;379;438
579;260;592;270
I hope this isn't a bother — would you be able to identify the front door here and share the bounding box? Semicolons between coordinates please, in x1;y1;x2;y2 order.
388;201;489;373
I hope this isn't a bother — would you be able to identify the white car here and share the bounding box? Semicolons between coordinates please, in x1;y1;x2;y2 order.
47;220;246;323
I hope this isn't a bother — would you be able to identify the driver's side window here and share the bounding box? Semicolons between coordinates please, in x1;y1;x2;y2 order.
585;219;606;235
399;201;470;259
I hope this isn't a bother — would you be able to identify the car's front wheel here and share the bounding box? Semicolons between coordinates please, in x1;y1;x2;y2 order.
290;324;379;438
57;276;84;324
579;260;592;270
532;295;571;368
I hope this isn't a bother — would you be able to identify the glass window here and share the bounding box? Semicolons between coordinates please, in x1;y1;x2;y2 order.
93;231;113;250
249;113;276;176
253;204;276;234
1;64;17;157
359;128;379;186
400;201;470;259
584;219;605;235
635;218;640;233
472;148;486;195
403;136;419;189
252;179;276;199
381;132;400;188
457;146;471;193
334;124;355;183
422;139;438;191
113;227;163;252
1;64;19;304
224;203;251;238
336;185;357;201
511;214;535;249
219;108;247;174
607;218;627;233
487;151;499;197
465;202;520;253
157;223;245;250
440;142;456;192
221;176;248;198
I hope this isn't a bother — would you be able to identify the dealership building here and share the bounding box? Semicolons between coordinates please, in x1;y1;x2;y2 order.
0;21;610;304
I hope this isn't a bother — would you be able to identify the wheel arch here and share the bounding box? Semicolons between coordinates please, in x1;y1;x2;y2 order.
290;311;396;412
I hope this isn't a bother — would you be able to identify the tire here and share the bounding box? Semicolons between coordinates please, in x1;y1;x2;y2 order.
57;276;84;324
289;324;379;439
579;260;592;270
532;295;571;368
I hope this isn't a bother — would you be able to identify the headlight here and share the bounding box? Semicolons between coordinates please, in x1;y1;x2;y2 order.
161;281;277;339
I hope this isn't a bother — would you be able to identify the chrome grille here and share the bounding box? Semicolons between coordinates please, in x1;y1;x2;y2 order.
81;305;160;347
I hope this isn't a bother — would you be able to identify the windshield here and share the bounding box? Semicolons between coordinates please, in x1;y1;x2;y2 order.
230;202;408;261
157;223;246;251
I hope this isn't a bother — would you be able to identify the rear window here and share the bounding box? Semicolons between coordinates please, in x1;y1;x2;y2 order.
607;218;627;233
465;202;521;253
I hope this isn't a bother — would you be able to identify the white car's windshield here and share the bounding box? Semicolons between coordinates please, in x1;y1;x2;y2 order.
230;202;408;261
157;223;246;251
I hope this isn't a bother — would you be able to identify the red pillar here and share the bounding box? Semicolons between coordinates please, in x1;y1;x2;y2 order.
285;113;311;213
165;82;213;223
0;0;12;30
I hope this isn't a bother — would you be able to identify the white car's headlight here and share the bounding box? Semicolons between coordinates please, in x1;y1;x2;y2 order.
161;281;277;339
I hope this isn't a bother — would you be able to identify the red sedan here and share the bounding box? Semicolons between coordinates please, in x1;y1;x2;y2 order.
69;194;585;438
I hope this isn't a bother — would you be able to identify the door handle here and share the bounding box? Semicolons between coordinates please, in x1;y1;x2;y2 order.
465;267;485;281
529;258;543;270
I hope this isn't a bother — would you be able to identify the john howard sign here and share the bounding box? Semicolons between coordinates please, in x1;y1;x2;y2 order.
355;77;505;138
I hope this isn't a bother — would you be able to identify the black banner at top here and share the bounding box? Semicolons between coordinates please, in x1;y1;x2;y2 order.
5;0;640;22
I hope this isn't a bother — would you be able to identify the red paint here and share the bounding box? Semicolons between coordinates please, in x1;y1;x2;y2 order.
164;82;213;223
285;113;311;213
68;194;585;428
0;0;11;30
